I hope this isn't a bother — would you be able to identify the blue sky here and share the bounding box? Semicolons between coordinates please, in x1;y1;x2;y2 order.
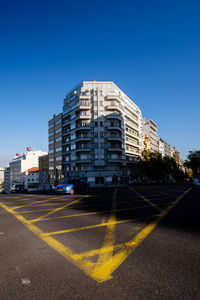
0;0;200;167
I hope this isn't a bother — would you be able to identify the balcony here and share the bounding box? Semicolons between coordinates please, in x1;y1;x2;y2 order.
105;104;122;113
76;159;91;164
107;125;122;131
107;136;122;142
126;139;139;147
75;124;90;131
106;113;123;121
125;120;138;130
107;147;123;152
75;147;91;152
76;135;91;142
105;94;121;103
125;130;139;139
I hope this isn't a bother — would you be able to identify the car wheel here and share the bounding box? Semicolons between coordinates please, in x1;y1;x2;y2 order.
70;189;74;195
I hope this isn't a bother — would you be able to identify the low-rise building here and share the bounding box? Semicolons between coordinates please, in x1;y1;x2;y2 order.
25;167;39;191
5;149;47;193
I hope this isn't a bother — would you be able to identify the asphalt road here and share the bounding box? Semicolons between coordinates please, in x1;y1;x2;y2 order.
0;184;200;300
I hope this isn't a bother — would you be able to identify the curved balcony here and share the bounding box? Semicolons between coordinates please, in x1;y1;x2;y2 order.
106;113;123;121
105;105;122;113
107;126;122;131
76;136;91;142
76;159;91;164
75;125;91;131
107;147;123;152
105;94;121;103
75;148;91;152
107;136;122;142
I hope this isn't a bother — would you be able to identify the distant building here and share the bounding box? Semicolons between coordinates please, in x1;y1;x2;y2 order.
48;113;64;186
25;167;39;191
141;132;151;155
164;141;171;157
0;168;4;185
4;167;10;193
158;138;165;157
5;149;47;193
39;154;50;190
143;118;158;153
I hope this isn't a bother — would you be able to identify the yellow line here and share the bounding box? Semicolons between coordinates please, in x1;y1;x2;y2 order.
94;188;117;271
41;219;133;237
90;187;192;282
0;202;95;279
129;186;163;213
12;199;51;210
30;195;89;223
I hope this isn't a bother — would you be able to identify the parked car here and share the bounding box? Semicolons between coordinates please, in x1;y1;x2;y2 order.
14;184;27;193
192;178;200;186
54;179;89;194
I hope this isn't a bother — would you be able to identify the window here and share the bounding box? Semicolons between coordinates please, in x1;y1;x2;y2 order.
95;121;98;126
56;147;62;152
99;101;103;106
100;121;103;126
49;124;53;129
71;123;76;129
56;156;62;161
49;149;54;154
94;101;98;106
94;132;98;138
55;127;62;134
49;140;54;145
49;158;54;162
100;142;104;148
94;111;98;115
55;119;62;126
49;132;54;137
71;134;76;140
56;136;62;142
71;144;76;150
100;132;104;137
94;143;98;148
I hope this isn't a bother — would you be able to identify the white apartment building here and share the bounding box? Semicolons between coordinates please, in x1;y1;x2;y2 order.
6;149;47;192
143;118;158;153
62;81;142;184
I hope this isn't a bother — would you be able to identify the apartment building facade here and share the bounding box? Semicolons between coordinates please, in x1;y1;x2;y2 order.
48;113;64;185
61;81;142;184
143;118;158;152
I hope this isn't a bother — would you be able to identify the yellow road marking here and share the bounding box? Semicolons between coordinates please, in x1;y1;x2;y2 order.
129;186;163;213
41;219;133;236
30;195;89;223
88;187;192;282
0;187;191;283
0;202;95;279
94;189;117;271
12;199;52;210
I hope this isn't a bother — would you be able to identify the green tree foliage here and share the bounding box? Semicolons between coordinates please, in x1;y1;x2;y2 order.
184;150;200;177
140;151;185;181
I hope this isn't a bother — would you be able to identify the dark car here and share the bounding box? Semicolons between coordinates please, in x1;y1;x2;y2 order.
14;184;26;193
54;179;89;194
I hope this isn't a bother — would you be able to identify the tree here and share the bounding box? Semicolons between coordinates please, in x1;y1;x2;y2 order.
184;150;200;177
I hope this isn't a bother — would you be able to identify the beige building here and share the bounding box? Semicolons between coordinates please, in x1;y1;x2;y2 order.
143;118;158;153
